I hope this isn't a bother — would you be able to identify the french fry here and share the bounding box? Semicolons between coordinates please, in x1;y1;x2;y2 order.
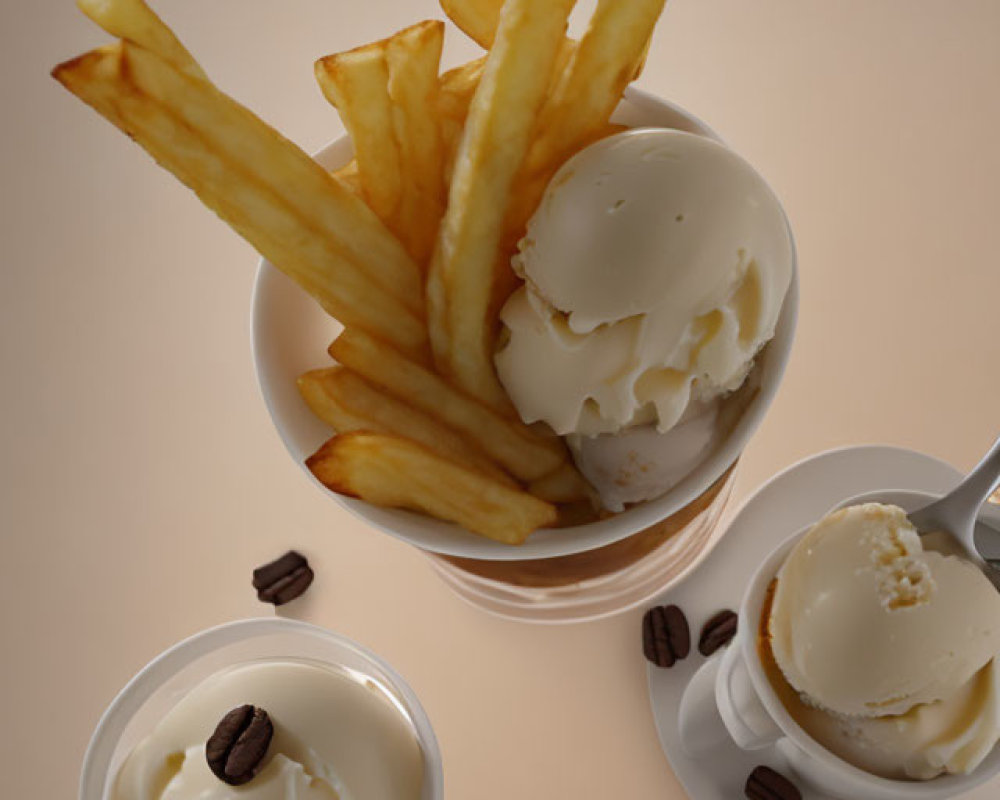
427;0;577;411
632;33;652;80
317;22;445;268
438;57;485;185
306;432;557;545
53;0;685;544
76;0;205;80
315;44;401;226
329;327;569;482
439;0;649;78
53;43;429;360
60;6;425;317
298;367;514;485
438;57;486;113
331;159;363;196
528;462;592;504
524;0;666;178
441;0;575;100
439;0;502;48
440;120;462;189
385;21;446;267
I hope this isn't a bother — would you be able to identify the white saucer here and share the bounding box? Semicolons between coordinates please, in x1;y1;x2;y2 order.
646;444;1000;800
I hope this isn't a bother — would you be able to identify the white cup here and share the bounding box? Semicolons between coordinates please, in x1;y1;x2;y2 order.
79;618;443;800
679;491;1000;799
251;86;799;563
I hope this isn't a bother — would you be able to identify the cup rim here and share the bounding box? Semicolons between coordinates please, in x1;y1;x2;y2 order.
738;523;1000;794
79;617;443;800
250;85;799;561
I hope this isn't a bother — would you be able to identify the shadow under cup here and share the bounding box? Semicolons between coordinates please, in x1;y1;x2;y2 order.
251;88;798;624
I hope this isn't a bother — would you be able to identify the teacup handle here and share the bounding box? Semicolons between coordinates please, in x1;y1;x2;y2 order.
714;644;783;750
678;655;731;757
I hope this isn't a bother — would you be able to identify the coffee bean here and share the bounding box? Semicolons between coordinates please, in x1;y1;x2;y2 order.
745;765;801;800
253;551;314;605
206;705;274;786
698;609;738;656
642;604;690;668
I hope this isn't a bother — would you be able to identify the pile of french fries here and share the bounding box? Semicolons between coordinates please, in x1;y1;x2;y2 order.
53;0;665;545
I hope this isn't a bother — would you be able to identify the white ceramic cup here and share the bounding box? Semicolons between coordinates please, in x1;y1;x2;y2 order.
679;490;1000;800
79;618;443;800
251;86;799;562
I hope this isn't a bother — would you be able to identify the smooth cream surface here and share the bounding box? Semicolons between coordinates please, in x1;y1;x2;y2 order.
113;659;424;800
494;129;792;439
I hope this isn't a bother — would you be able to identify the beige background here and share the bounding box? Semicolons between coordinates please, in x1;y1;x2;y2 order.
2;1;999;797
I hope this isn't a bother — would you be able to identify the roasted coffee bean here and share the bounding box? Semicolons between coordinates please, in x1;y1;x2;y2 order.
698;609;738;656
745;765;801;800
252;550;314;605
642;604;690;668
206;705;273;786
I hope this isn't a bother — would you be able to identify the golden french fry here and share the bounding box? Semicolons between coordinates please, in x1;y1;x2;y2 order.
549;37;577;90
438;58;485;186
53;44;428;359
524;0;666;178
331;159;363;196
317;22;445;267
385;21;446;267
306;432;557;545
315;43;401;226
298;367;514;485
440;117;463;189
69;7;424;318
438;57;486;112
329;328;568;482
439;0;502;48
439;0;647;77
632;33;652;79
427;0;576;411
528;462;592;504
76;0;205;80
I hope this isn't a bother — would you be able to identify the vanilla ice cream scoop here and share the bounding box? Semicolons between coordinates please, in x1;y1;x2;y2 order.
494;128;793;438
787;657;1000;780
567;399;720;513
769;503;1000;719
113;659;424;800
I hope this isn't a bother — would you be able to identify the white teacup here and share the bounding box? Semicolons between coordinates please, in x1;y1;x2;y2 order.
679;490;1000;799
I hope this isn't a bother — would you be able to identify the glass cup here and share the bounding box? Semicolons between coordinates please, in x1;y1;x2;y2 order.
252;87;798;622
79;618;443;800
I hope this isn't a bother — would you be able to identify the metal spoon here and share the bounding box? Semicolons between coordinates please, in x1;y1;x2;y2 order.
907;434;1000;568
833;437;1000;591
